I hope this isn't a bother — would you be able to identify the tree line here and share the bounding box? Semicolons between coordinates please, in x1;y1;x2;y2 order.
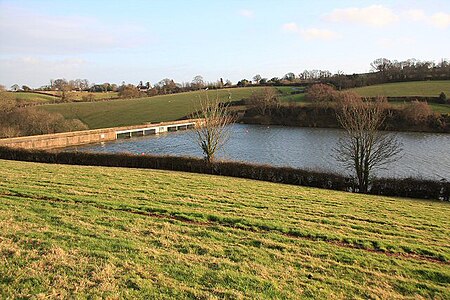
6;57;449;100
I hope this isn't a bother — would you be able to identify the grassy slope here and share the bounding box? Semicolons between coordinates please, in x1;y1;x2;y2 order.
38;91;119;101
0;159;449;299
350;80;450;97
40;88;264;129
350;81;450;114
10;92;58;104
39;82;450;129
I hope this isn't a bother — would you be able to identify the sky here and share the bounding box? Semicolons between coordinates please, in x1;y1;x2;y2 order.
0;0;449;88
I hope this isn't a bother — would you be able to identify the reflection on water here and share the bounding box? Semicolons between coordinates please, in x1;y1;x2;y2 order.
66;124;450;180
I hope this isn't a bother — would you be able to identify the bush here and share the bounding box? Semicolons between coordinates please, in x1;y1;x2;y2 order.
438;92;447;104
81;93;96;102
247;87;280;115
118;85;141;98
305;84;338;103
402;101;433;125
371;178;449;200
0;106;88;138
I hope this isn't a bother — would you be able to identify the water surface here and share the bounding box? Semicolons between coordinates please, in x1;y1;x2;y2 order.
67;124;450;180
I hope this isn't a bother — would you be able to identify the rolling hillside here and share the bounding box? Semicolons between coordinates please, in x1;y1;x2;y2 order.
40;87;264;129
0;159;449;298
31;81;450;129
9;92;59;104
350;80;450;97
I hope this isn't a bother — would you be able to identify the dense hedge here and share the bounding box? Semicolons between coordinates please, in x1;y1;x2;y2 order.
370;178;449;200
384;96;450;105
0;146;448;200
242;105;450;133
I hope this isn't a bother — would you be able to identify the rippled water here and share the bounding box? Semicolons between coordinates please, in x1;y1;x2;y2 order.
66;124;450;180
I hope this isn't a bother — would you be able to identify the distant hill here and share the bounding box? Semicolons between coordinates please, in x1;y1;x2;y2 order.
350;80;450;97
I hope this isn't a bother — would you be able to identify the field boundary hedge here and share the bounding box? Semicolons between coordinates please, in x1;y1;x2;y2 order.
384;96;450;104
0;146;447;200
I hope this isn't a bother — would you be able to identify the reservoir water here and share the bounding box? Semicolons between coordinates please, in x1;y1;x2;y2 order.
66;124;450;180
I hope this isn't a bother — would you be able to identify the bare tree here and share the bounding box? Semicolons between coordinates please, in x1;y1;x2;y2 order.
335;95;402;192
192;75;205;90
248;87;280;115
193;93;236;163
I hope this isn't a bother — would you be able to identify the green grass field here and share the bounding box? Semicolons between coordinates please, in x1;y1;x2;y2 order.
5;91;118;105
9;92;59;104
69;91;119;101
0;159;449;299
350;80;450;97
38;91;119;101
40;88;266;129
34;82;450;129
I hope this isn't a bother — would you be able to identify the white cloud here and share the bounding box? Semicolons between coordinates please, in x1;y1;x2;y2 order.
325;5;398;27
282;22;338;41
430;12;450;29
404;9;426;22
0;5;148;55
404;9;450;29
238;9;254;18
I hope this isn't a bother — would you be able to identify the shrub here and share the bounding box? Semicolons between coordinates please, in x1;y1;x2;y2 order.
0;106;88;138
438;92;447;104
247;87;280;115
118;85;141;98
306;84;338;103
371;178;449;200
402;101;433;125
81;93;96;102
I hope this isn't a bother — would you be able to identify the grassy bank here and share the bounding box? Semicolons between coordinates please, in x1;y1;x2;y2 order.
9;92;59;104
39;90;119;101
350;80;450;97
40;88;263;129
0;159;449;298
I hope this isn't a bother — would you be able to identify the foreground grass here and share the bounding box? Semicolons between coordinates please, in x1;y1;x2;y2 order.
40;88;265;129
0;159;449;299
350;80;450;97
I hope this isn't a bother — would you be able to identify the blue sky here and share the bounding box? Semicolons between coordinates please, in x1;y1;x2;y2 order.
0;0;449;88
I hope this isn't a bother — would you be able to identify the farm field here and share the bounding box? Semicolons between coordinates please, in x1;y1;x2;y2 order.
40;87;266;129
29;81;450;130
0;159;449;299
4;91;119;105
8;92;59;104
350;80;450;97
38;91;119;101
